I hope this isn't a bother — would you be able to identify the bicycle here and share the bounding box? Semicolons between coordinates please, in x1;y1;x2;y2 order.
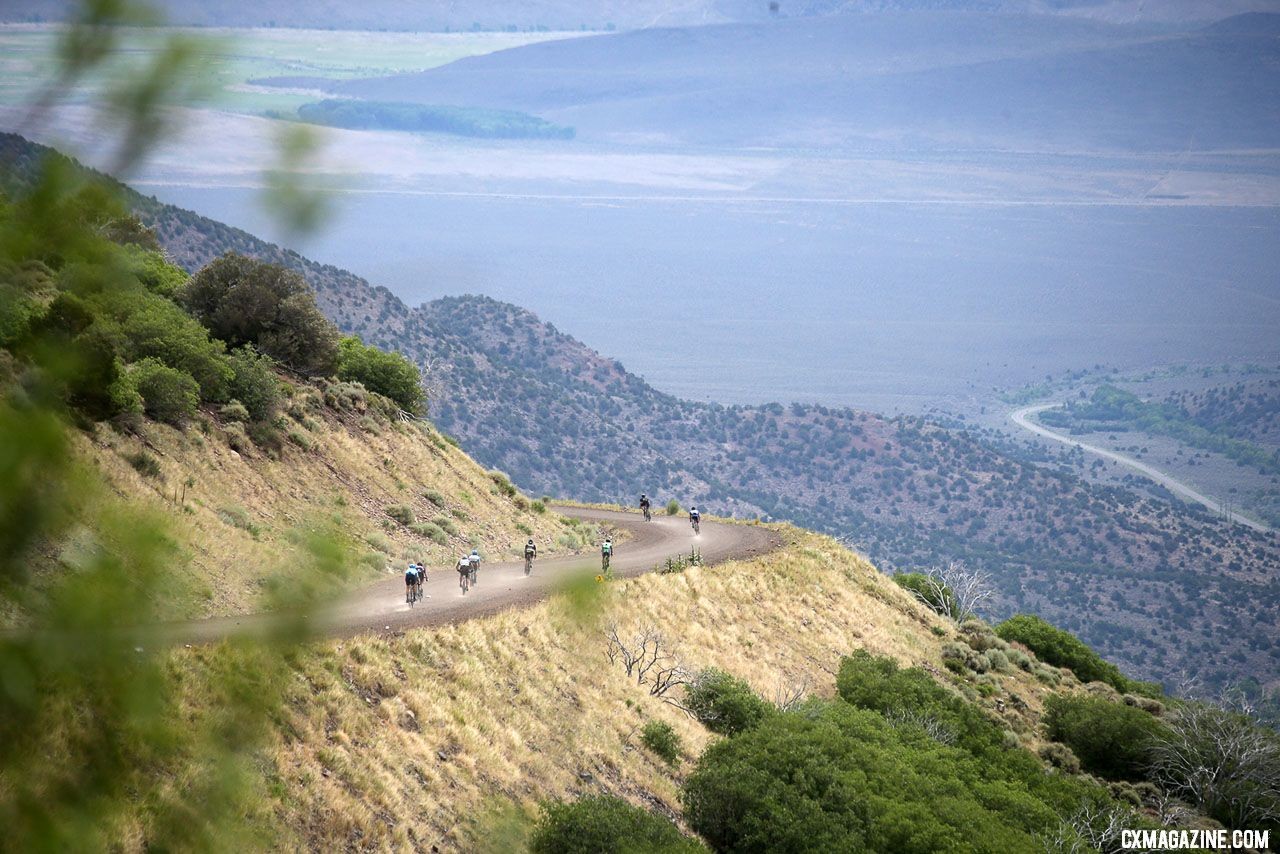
691;517;701;535
458;568;471;595
642;505;652;522
406;585;416;606
601;552;611;573
524;554;534;576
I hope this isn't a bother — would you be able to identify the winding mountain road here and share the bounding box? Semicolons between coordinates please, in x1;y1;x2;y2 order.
174;506;781;644
1010;403;1271;533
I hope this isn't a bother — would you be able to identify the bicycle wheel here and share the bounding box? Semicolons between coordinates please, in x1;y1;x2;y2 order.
525;557;532;575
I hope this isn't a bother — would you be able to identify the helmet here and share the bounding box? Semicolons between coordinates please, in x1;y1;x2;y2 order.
527;538;534;544
691;506;697;511
641;493;647;498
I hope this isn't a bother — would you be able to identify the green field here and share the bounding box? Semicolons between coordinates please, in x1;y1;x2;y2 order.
0;24;580;115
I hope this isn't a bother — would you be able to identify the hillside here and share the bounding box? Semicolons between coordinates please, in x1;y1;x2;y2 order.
331;12;1280;151
171;534;1133;850
5;133;1277;694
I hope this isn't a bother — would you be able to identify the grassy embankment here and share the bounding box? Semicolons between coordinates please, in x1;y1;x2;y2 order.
42;389;598;622
167;528;1085;850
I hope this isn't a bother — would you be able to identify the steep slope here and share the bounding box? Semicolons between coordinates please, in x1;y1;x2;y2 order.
6;133;1275;692
64;378;592;621
333;13;1280;151
174;530;1101;850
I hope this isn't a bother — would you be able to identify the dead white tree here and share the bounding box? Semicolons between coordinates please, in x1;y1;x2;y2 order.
1148;699;1280;831
1037;804;1129;854
884;708;957;746
902;561;993;622
605;623;690;702
770;676;811;713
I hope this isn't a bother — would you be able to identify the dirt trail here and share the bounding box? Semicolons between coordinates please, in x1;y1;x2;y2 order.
171;506;781;644
1010;403;1271;533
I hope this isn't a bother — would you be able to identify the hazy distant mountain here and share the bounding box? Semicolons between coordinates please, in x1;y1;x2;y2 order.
332;12;1280;152
4;0;1277;29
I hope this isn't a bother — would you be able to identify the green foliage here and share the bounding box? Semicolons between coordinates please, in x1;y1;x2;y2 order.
836;650;1009;763
684;700;1072;854
217;505;260;537
996;614;1142;694
1046;383;1280;476
409;522;447;545
385;504;414;526
488;470;518;498
122;244;187;297
298;99;575;140
422;488;446;507
665;499;680;516
892;571;957;617
130;357;199;425
125;449;162;479
1043;694;1166;781
219;400;250;422
88;272;233;401
336;335;424;414
1039;742;1083;774
179;253;339;376
531;500;546;514
684;668;771;736
528;795;704;854
640;719;682;766
225;346;282;424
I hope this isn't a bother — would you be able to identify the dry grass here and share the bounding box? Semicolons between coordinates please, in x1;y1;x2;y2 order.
71;393;584;619
179;529;1076;851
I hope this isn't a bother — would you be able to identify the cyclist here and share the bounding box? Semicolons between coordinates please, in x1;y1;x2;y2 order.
469;549;481;585
456;554;472;594
639;493;651;521
601;537;613;572
523;538;537;574
690;505;701;534
414;561;427;598
405;563;420;603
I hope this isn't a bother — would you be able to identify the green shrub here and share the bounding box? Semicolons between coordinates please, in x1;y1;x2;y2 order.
665;499;679;516
409;522;446;545
223;421;251;453
836;650;1009;763
488;470;517;497
286;428;313;450
324;379;368;412
124;449;162;479
640;720;682;766
219;401;250;422
179;254;339;376
1043;694;1167;781
996;615;1137;693
1039;742;1083;774
130;358;199;425
365;532;392;553
529;795;705;854
684;668;771;736
683;701;1074;854
225;346;281;424
336;335;424;414
516;522;533;536
385;504;414;526
984;649;1011;673
1123;694;1165;716
217;505;259;537
423;488;445;507
531;500;546;514
432;516;458;536
96;289;232;400
359;552;385;572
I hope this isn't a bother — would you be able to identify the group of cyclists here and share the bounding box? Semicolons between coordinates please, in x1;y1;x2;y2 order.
404;495;705;602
